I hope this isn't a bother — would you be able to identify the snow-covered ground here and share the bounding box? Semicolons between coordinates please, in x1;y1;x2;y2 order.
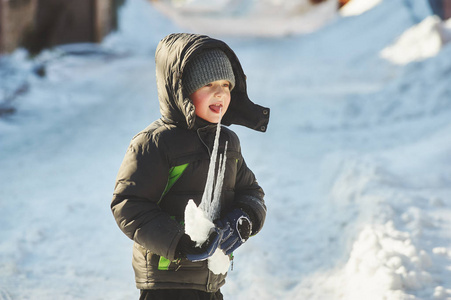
1;0;451;299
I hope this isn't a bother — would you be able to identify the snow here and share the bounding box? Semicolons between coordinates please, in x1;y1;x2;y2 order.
1;0;451;299
184;188;231;275
152;0;338;37
184;200;215;247
207;248;231;275
381;15;444;65
185;199;231;276
339;0;382;16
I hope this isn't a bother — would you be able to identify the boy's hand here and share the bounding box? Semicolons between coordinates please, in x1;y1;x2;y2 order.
215;208;252;255
177;227;223;262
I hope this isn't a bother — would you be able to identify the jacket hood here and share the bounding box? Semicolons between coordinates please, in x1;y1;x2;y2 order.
155;33;270;132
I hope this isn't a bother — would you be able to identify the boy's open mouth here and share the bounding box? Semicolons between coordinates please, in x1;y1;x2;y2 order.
209;104;223;113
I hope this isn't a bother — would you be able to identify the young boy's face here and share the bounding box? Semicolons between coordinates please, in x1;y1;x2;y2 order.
190;80;231;123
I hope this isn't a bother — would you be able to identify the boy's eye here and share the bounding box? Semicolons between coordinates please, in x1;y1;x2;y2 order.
204;82;229;89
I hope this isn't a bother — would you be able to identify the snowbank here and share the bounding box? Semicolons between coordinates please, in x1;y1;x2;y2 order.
293;41;451;131
381;15;445;65
151;0;338;37
1;0;451;299
339;0;383;16
322;122;451;299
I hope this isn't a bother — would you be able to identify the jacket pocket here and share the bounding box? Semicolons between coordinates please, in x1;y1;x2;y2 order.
150;253;205;271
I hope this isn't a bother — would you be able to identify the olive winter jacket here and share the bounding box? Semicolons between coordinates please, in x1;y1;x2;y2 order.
111;33;269;292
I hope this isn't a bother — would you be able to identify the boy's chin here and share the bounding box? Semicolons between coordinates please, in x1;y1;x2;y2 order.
196;116;219;126
197;115;222;124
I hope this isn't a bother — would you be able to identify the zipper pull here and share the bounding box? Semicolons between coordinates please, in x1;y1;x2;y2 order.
175;259;182;271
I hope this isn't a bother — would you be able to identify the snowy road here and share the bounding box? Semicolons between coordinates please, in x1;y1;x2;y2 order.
1;0;451;299
0;55;160;298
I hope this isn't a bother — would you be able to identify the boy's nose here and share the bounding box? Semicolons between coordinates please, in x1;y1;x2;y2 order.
214;85;226;97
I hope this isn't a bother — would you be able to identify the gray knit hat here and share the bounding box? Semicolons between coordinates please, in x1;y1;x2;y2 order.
184;49;235;96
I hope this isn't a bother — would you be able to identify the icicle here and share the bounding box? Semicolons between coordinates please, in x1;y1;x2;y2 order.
210;141;228;220
199;108;225;221
184;108;231;274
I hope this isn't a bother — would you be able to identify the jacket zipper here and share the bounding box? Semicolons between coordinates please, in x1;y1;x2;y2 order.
175;259;182;271
197;127;213;157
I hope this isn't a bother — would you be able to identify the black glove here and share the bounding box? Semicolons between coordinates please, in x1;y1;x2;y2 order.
215;208;252;255
176;227;223;262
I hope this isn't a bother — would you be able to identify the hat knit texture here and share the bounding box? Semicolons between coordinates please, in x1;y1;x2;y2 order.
184;49;235;96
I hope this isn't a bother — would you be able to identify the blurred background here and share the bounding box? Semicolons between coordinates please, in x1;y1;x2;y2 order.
0;0;448;53
1;0;451;114
1;1;451;299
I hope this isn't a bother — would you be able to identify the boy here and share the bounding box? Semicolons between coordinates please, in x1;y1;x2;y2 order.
111;33;269;300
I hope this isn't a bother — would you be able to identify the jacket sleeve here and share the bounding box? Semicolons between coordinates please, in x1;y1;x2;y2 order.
234;155;267;236
111;132;184;261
